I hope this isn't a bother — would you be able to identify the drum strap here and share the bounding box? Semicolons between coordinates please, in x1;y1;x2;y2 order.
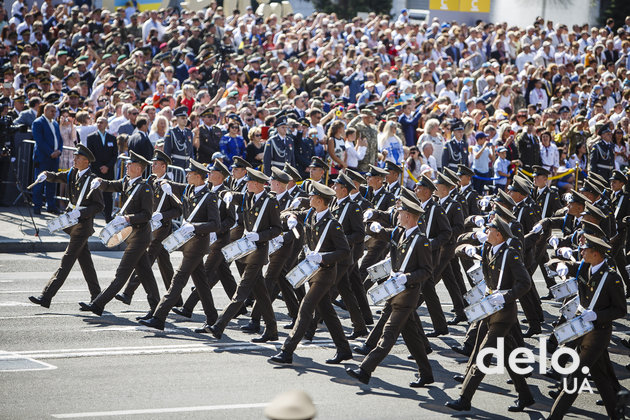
542;191;551;218
186;193;209;223
251;197;270;232
615;196;624;219
587;272;608;311
68;176;91;210
314;220;332;253
155;193;167;213
495;249;509;290
118;184;141;215
398;235;419;273
425;205;436;238
338;202;351;224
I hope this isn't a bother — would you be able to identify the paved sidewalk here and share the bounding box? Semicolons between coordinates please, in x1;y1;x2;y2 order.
0;206;125;253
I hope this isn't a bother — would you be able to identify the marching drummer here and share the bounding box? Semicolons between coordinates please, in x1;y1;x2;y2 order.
300;156;328;195
548;234;626;419
345;197;434;387
140;159;221;331
446;215;535;413
269;182;353;365
80;151;161;317
29;144;104;308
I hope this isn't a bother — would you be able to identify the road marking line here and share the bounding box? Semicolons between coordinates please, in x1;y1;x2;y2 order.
51;402;269;418
0;289;86;294
0;350;57;372
0;301;37;306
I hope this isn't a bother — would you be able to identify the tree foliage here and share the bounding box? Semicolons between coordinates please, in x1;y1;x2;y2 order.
600;0;630;27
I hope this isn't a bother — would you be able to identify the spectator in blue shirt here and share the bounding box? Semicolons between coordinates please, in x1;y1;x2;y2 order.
398;101;423;146
219;122;246;166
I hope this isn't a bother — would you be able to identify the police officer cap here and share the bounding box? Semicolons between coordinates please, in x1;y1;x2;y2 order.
43;92;61;103
346;168;366;185
152;149;172;166
400;197;424;216
174;106;188;117
385;161;402;174
589;171;607;186
580;220;606;238
128;150;151;167
298;117;310;127
400;186;420;204
232;156;252;169
559;105;570;113
451;119;464;131
435;171;456;188
579;180;602;196
208;159;230;178
568;190;588;205
275;116;288;127
494;188;516;207
333;172;354;191
489;215;514;239
590;177;609;193
443;167;460;184
533;165;550;177
309;181;335;199
523;117;535;125
515;172;534;188
73;144;95;163
246;167;269;184
309;156;329;171
582;233;611;255
366;164;388;178
581;201;606;220
492;204;516;221
186;158;210;174
610;170;628;183
457;164;474;177
200;108;215;118
271;167;291;184
598;124;611;135
283;163;302;182
508;177;531;196
416;174;437;191
263;390;316;420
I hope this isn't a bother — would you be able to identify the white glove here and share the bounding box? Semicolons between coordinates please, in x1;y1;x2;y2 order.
245;232;260;242
557;247;573;259
306;252;322;264
222;191;233;204
151;212;163;222
548;236;559;248
209;232;217;243
287;216;298;230
363;209;374;221
161;182;172;196
474;231;488;243
36;172;47;183
556;262;569;277
478;198;489;208
68;208;81;219
395;273;407;285
488;293;505;306
532;223;543;234
113;215;127;226
290;198;301;209
473;215;485;227
369;221;382;233
179;222;195;235
464;245;477;257
90;179;101;190
579;306;597;322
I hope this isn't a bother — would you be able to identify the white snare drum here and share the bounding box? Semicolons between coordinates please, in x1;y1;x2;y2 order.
464;294;504;323
46;213;79;233
560;295;580;320
553;316;593;345
268;235;284;256
162;227;195;253
286;258;320;288
625;264;630;279
466;261;484;284
221;237;256;263
150;219;162;232
464;280;486;305
367;258;392;283
367;275;407;306
550;278;578;301
209;232;217;246
99;219;132;248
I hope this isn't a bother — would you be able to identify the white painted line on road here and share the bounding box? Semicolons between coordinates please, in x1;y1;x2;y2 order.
51;402;268;418
0;350;57;372
0;301;37;306
0;289;86;294
0;279;13;283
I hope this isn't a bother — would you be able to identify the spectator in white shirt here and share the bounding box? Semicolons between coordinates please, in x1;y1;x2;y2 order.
515;43;535;72
539;131;559;174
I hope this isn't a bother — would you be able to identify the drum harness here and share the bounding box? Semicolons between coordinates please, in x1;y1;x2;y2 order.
116;184;142;219
66;171;91;213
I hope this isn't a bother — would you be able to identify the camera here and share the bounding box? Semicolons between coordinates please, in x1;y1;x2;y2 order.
218;44;234;57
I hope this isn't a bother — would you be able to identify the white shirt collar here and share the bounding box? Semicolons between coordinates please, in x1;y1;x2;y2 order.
254;190;264;202
276;190;287;201
405;225;418;238
194;184;205;194
439;195;448;205
128;175;141;185
537;186;546;194
492;241;505;255
157;174;166;180
349;191;360;200
288;184;297;194
77;167;89;178
211;183;222;192
315;209;328;222
373;186;383;196
337;195;348;205
421;198;432;209
590;260;605;274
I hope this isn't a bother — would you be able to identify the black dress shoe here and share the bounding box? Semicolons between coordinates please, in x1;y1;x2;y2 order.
544;368;561;380
345;367;370;384
303;332;314;342
626;363;630;371
451;344;472;356
523;326;542;338
269;351;293;364
353;344;373;356
326;352;353;364
453;374;465;383
445;397;471;411
252;333;278;343
139;317;164;331
364;318;374;326
283;319;296;329
541;292;554;300
47;208;61;215
507;398;535;412
33;208;41;215
621;338;630;350
29;295;50;308
346;329;368;340
78;302;103;316
596;399;604;406
114;293;132;305
172;307;193;318
410;376;434;388
548;389;559;399
426;329;448;338
135;311;152;321
407;354;415;360
244;297;254;307
425;346;433;355
447;315;467;325
195;323;222;339
236;306;248;317
240;321;262;334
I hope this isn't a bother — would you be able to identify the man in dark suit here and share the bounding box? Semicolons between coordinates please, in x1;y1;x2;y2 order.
32;103;64;214
117;107;139;136
175;53;195;84
86;117;118;222
127;117;154;161
194;108;222;164
516;118;541;172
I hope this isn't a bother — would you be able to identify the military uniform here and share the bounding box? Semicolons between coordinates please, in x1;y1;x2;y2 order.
589;139;614;180
347;116;378;173
164;125;194;168
262;117;295;176
442;138;469;172
196;123;222;164
516;125;541;172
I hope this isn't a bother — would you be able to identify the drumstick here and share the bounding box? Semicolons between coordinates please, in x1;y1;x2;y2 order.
168;192;182;205
27;179;45;190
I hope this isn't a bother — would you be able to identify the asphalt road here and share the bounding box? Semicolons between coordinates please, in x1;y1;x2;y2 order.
0;251;628;419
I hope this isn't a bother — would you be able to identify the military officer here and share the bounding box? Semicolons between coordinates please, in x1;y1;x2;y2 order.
300;157;328;196
194;108;222;164
263;116;295;176
139;159;221;331
589;124;615;180
80;151;161;317
269;182;353;365
29;145;103;308
384;161;402;198
457;165;481;217
516;117;542;172
442;119;469;171
609;170;630;293
164;106;194;168
346;197;434;387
